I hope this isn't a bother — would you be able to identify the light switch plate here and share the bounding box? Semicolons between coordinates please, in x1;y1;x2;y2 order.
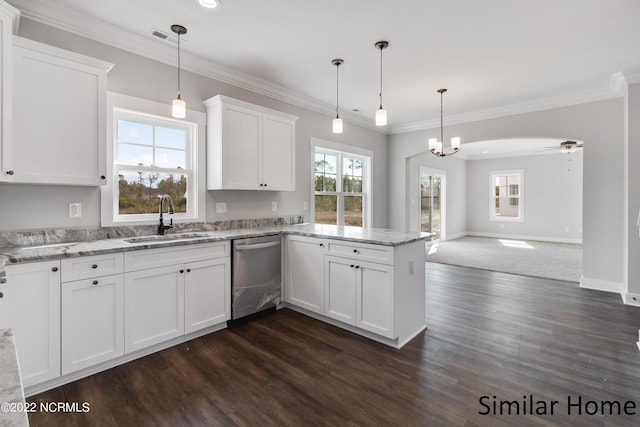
69;203;82;218
215;202;227;213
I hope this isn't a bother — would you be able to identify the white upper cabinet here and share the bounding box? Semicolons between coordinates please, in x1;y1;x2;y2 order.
0;1;19;183
204;95;297;191
9;37;113;186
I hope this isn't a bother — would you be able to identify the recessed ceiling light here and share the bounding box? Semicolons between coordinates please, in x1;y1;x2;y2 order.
482;150;489;154
198;0;220;8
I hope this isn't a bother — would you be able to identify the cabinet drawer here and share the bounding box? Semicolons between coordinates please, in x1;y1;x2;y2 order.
62;253;124;282
124;242;229;272
327;241;394;265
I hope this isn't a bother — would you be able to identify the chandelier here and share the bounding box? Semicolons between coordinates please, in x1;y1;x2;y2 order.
428;88;461;157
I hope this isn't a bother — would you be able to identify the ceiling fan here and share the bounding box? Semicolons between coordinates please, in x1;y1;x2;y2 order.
538;140;584;154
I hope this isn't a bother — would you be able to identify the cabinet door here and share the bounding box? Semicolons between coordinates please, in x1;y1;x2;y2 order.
0;5;17;182
0;283;7;327
5;260;61;387
61;274;124;374
261;113;295;191
124;265;184;353
184;257;230;334
11;38;109;186
220;104;261;189
286;236;326;313
356;261;395;338
324;256;356;324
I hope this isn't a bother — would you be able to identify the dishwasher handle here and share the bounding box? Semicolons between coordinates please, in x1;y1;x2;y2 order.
234;240;281;251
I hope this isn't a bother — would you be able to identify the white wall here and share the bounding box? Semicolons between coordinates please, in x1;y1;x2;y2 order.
626;83;640;297
389;99;624;288
0;18;389;231
466;152;582;242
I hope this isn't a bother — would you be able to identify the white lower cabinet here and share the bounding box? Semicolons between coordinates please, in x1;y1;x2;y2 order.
324;256;395;338
124;265;185;353
123;242;231;354
4;260;61;387
61;274;124;375
184;257;230;334
285;235;326;314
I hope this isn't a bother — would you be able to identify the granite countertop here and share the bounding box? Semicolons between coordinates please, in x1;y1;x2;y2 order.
0;328;29;427
0;223;430;283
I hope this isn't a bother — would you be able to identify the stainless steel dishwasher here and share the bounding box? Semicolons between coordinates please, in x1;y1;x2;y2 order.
231;234;282;320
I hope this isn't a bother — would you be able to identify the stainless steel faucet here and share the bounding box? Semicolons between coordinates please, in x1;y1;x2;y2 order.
158;194;175;235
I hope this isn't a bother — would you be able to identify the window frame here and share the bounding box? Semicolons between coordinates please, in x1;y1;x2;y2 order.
310;138;372;228
489;169;524;222
101;92;206;226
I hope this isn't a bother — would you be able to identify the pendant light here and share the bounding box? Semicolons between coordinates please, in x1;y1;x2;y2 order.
171;24;187;119
198;0;221;8
374;41;389;126
428;88;461;157
332;59;344;134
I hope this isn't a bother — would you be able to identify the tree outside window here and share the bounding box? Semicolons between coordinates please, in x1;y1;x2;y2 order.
113;111;195;219
314;148;369;227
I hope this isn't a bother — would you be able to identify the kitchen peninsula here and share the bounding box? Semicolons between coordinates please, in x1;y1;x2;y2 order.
0;221;429;397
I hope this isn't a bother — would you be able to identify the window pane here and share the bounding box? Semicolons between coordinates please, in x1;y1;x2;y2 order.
117;170;187;215
344;195;363;227
343;157;363;193
315;195;337;225
118;120;152;145
315;152;337;192
155;148;186;169
156;127;186;150
117;143;153;166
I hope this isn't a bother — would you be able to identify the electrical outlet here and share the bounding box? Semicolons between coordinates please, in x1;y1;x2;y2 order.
69;203;82;218
565;226;570;233
303;201;308;210
272;201;277;211
215;202;227;213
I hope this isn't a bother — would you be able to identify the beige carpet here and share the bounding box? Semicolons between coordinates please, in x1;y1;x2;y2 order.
425;236;582;282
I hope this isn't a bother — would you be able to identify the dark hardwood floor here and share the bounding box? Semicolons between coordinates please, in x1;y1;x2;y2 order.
28;263;640;426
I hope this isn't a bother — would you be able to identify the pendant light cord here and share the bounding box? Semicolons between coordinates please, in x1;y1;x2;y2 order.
336;62;340;119
440;90;444;143
177;32;181;96
378;46;383;109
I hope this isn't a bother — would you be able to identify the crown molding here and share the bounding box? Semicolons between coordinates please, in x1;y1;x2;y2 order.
624;70;640;85
610;71;628;97
8;0;630;137
388;84;621;135
10;0;382;133
0;0;21;33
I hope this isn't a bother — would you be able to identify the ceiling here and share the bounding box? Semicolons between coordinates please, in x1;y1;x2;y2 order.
8;0;640;134
455;138;583;160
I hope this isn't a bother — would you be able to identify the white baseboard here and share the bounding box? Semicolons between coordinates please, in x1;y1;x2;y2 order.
580;276;623;293
444;232;467;241
466;231;582;244
622;292;640;307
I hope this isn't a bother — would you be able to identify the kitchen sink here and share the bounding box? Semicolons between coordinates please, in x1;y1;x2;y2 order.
123;232;213;244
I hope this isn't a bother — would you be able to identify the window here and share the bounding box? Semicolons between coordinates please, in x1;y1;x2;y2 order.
490;170;524;221
312;139;372;227
102;93;205;226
